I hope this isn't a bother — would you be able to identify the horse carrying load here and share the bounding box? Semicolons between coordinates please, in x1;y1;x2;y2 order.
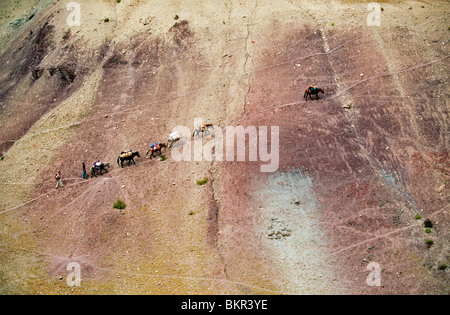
168;131;181;149
117;150;140;168
304;85;324;101
146;142;167;159
90;161;110;177
193;122;214;138
120;150;133;158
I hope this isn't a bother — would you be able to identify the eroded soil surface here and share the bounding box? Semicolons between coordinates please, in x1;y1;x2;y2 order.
0;0;448;294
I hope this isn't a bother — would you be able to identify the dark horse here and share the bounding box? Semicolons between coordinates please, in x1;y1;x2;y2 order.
304;85;324;101
90;162;110;178
117;151;140;168
145;143;167;160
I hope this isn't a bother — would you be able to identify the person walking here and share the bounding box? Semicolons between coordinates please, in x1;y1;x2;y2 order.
55;171;64;189
82;161;88;179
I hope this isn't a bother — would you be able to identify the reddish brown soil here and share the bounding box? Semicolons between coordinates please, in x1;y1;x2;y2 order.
0;0;448;295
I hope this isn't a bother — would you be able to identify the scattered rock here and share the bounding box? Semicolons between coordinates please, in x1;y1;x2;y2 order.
32;66;76;82
342;102;352;109
267;218;292;239
438;184;446;193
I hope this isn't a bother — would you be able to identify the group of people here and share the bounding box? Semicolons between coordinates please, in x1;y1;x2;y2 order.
53;129;202;189
54;160;103;189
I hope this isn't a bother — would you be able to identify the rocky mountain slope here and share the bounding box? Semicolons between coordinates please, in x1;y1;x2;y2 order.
0;0;448;294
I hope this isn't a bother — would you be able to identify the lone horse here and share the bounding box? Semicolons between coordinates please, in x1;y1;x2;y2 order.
117;151;140;168
193;123;214;138
304;85;324;101
146;143;167;160
90;162;110;178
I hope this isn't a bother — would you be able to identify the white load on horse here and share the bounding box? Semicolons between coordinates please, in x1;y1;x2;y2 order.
90;161;110;177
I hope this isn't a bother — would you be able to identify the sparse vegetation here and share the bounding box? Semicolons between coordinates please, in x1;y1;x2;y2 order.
196;177;208;185
392;209;403;226
113;198;126;209
379;198;389;208
0;0;448;296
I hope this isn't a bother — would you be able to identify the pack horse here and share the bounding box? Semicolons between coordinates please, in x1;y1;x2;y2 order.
90;162;110;177
304;85;324;101
146;142;167;159
117;150;140;168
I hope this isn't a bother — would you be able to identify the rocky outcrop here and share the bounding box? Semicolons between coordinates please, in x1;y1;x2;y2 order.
31;66;76;83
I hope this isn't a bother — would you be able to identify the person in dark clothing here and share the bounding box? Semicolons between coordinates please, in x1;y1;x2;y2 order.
82;161;88;179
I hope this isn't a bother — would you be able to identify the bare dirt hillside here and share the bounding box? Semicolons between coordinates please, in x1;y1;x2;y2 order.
0;0;448;295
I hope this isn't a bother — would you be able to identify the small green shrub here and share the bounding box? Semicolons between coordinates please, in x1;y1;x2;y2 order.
425;239;434;248
104;18;110;22
188;211;194;216
196;177;208;185
160;155;167;161
415;214;421;220
113;198;126;209
425;228;431;234
424;219;433;228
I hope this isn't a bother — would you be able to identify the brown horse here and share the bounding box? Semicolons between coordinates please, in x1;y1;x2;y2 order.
145;143;167;159
193;123;214;138
304;85;324;101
